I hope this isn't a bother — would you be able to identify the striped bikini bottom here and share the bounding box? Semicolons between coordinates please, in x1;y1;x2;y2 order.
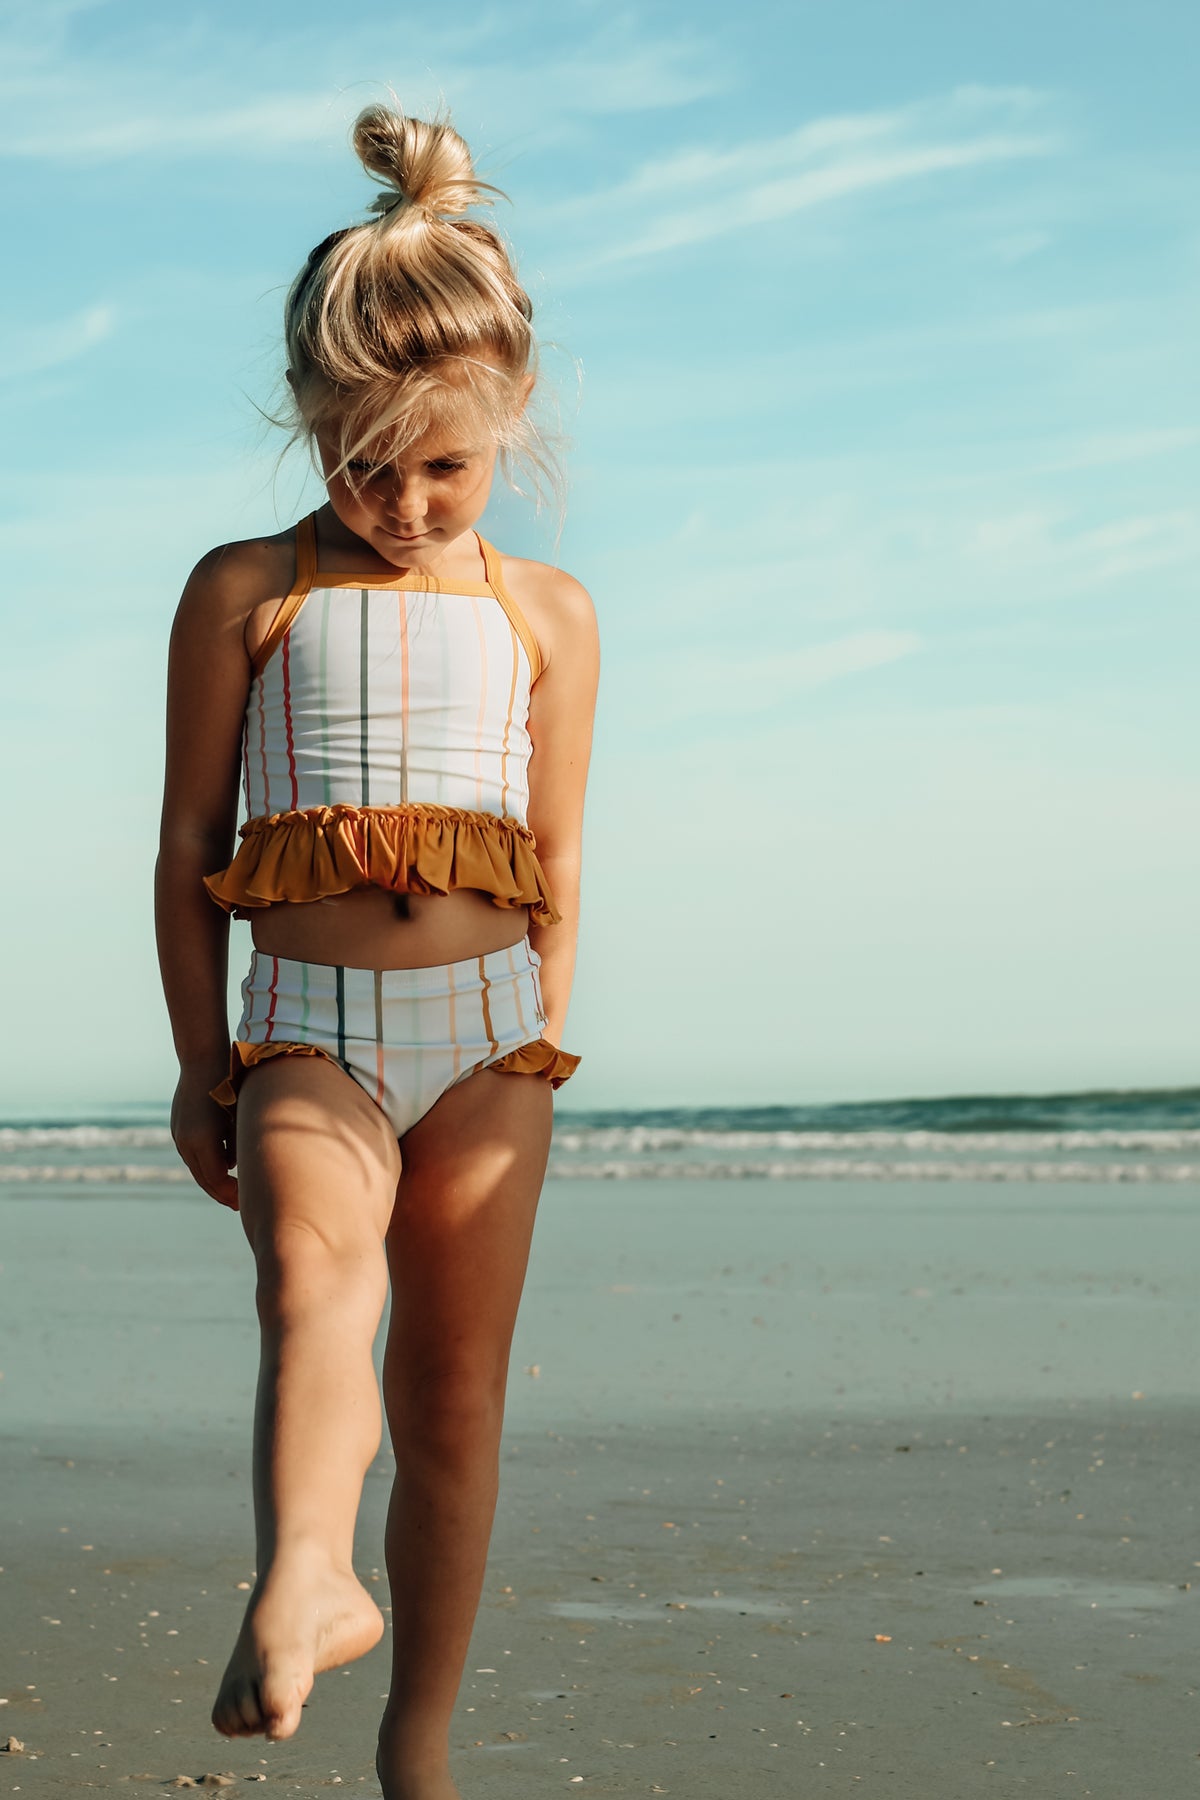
209;936;579;1141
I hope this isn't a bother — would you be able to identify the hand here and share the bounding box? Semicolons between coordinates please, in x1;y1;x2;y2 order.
171;1071;240;1211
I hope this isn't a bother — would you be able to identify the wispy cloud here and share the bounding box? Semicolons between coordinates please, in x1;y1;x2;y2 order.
0;11;726;161
548;86;1060;270
1030;427;1200;473
4;94;345;159
0;302;115;379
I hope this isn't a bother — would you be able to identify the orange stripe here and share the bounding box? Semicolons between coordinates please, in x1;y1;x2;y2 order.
479;956;498;1057
448;958;461;1083
469;597;488;809
250;516;318;677
499;629;518;817
507;942;530;1040
475;533;543;680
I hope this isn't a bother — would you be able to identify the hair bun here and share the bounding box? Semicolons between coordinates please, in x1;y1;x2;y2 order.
353;103;485;225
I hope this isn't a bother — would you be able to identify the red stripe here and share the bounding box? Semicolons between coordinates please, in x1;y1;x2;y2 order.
281;632;299;809
257;673;268;810
264;956;280;1042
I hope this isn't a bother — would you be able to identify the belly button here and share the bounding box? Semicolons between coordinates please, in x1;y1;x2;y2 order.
393;894;411;921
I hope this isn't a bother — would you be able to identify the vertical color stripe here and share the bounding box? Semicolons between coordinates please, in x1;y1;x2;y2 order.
507;942;530;1040
299;961;310;1041
264;956;280;1042
257;674;269;813
478;956;498;1057
336;965;346;1066
437;596;452;805
318;591;333;806
374;970;386;1106
359;591;370;805
447;958;461;1082
410;981;423;1116
398;592;410;804
241;952;259;1043
469;596;488;809
499;629;518;817
281;630;299;809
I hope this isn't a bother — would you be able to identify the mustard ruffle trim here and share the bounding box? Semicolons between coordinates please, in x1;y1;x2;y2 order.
209;1034;580;1114
203;804;560;925
209;1040;328;1112
487;1038;582;1088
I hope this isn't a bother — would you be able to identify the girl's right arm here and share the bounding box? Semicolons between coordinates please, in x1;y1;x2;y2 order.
155;543;270;1210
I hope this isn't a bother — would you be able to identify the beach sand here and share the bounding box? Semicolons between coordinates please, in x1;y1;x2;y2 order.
4;1176;1198;1797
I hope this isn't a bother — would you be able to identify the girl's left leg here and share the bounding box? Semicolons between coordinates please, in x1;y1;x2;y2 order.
375;1066;553;1800
211;1053;402;1741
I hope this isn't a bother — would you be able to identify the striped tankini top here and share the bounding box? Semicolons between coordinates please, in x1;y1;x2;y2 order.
203;512;558;923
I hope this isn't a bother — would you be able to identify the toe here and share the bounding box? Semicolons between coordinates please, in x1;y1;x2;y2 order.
261;1677;304;1742
212;1679;264;1738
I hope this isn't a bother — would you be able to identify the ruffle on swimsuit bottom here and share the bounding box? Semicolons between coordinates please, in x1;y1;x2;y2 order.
209;1034;581;1115
202;803;560;925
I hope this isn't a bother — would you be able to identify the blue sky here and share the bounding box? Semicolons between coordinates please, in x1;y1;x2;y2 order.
1;0;1196;1111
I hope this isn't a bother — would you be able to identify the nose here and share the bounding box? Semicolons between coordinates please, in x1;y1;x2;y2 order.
381;469;426;526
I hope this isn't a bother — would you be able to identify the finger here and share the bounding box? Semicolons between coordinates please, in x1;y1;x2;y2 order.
181;1145;240;1212
197;1159;241;1216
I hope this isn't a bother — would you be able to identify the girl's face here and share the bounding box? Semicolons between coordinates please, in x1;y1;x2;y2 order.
316;419;501;567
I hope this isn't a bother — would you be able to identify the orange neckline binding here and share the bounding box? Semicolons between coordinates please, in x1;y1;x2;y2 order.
251;515;543;680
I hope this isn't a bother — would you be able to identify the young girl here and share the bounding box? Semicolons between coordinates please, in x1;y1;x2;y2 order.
155;103;599;1799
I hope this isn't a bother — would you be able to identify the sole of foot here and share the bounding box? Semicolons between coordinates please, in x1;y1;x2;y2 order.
212;1568;384;1740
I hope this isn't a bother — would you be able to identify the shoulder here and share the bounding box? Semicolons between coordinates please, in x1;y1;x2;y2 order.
179;529;294;616
495;552;599;677
171;529;298;673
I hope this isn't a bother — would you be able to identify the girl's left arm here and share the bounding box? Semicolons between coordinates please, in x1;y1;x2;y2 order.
523;568;600;1048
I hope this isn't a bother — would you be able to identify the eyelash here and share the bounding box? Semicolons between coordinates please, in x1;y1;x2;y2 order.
348;460;468;476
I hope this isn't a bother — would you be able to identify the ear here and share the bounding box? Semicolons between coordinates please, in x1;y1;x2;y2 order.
519;370;535;410
285;368;296;390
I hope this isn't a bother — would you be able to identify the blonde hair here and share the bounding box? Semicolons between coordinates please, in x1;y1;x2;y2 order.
283;103;555;500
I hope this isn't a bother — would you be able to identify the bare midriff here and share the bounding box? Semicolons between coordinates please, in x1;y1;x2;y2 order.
249;886;531;971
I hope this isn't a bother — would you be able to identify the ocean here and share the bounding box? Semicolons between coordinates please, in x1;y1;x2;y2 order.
2;1086;1196;1187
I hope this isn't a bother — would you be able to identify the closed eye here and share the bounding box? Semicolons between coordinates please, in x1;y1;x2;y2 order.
344;458;468;476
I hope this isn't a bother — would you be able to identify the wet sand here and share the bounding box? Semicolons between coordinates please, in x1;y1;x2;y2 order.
4;1177;1199;1797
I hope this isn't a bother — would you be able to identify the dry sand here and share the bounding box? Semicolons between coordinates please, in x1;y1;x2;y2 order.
3;1177;1199;1797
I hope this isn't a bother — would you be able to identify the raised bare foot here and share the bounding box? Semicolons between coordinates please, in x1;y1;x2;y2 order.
212;1556;384;1740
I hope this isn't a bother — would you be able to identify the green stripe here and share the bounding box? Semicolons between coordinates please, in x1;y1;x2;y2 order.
374;971;384;1068
319;591;332;805
359;589;370;804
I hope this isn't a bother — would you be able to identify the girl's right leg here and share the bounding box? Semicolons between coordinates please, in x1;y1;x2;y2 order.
212;1053;402;1741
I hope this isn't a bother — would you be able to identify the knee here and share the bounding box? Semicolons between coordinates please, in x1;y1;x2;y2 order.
388;1360;508;1460
255;1219;388;1332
